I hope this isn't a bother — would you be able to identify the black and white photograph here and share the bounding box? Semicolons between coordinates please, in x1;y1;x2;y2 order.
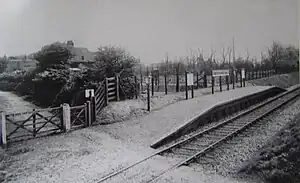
0;0;299;182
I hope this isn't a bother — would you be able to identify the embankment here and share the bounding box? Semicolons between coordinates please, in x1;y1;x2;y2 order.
239;112;300;183
248;72;299;88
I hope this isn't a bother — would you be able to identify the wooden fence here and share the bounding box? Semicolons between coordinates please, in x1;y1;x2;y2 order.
2;106;63;144
0;101;93;147
0;68;291;147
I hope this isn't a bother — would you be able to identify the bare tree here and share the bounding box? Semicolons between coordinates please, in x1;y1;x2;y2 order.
267;41;282;72
221;46;228;65
227;46;232;66
245;48;250;62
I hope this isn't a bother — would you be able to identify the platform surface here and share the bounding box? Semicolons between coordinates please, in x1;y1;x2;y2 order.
101;85;275;146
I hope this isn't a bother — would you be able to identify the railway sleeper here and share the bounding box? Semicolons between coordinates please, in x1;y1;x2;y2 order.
172;147;197;155
193;138;217;144
213;129;237;133
203;134;224;139
209;131;231;136
183;143;208;149
231;121;249;125
224;125;244;129
196;156;215;164
180;147;203;152
172;150;195;157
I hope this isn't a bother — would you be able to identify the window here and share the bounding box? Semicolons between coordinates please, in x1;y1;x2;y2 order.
81;56;84;60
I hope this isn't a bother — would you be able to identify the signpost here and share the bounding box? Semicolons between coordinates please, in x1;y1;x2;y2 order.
241;68;245;87
233;69;236;89
85;89;94;98
212;69;230;77
212;69;229;93
187;73;194;86
186;72;194;99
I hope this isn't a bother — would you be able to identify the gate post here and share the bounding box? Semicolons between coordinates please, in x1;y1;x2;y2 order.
62;103;71;132
105;77;109;105
0;112;7;148
85;101;92;127
89;91;96;123
115;74;120;101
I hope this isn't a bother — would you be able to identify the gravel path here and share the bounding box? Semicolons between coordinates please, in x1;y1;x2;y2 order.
161;96;300;182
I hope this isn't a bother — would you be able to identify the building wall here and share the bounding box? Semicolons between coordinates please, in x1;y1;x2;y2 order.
6;59;37;72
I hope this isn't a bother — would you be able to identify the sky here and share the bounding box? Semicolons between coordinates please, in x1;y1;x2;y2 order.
0;0;298;63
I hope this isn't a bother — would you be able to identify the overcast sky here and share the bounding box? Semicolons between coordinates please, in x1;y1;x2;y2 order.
0;0;298;63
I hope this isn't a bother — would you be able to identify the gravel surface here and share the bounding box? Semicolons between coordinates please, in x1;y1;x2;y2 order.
97;83;248;125
99;86;272;147
169;96;300;182
0;86;272;183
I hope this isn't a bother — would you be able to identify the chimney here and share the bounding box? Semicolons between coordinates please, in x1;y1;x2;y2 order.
66;40;74;47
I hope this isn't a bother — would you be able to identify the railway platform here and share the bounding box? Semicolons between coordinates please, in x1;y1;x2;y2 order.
102;85;285;148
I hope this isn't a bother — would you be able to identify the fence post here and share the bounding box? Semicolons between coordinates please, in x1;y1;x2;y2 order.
164;72;167;95
219;76;222;92
226;75;229;90
1;112;7;148
62;103;71;132
151;76;154;96
147;83;150;111
105;78;109;105
185;71;188;99
204;74;207;88
260;70;262;78
157;71;160;92
232;71;235;89
212;76;215;94
92;96;96;123
196;72;199;89
88;90;95;123
32;109;36;137
240;71;243;87
86;101;92;127
135;76;138;99
176;67;179;92
191;85;194;98
115;75;120;101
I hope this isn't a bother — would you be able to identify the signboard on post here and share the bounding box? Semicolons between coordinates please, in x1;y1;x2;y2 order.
85;89;94;98
212;69;230;77
187;73;194;86
145;75;152;85
241;68;245;79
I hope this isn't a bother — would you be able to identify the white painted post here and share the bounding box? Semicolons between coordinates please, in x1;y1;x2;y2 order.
62;103;71;132
1;112;7;148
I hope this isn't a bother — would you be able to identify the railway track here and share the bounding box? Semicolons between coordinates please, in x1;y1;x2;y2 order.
96;87;300;183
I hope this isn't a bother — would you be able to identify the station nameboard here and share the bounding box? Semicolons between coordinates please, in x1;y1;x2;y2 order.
241;68;245;79
187;73;194;86
212;69;230;77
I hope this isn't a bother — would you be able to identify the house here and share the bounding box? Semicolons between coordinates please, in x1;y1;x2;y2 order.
64;40;97;71
65;40;96;62
6;55;37;72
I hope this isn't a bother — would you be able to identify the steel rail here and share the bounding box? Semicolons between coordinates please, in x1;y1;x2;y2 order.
96;87;300;183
